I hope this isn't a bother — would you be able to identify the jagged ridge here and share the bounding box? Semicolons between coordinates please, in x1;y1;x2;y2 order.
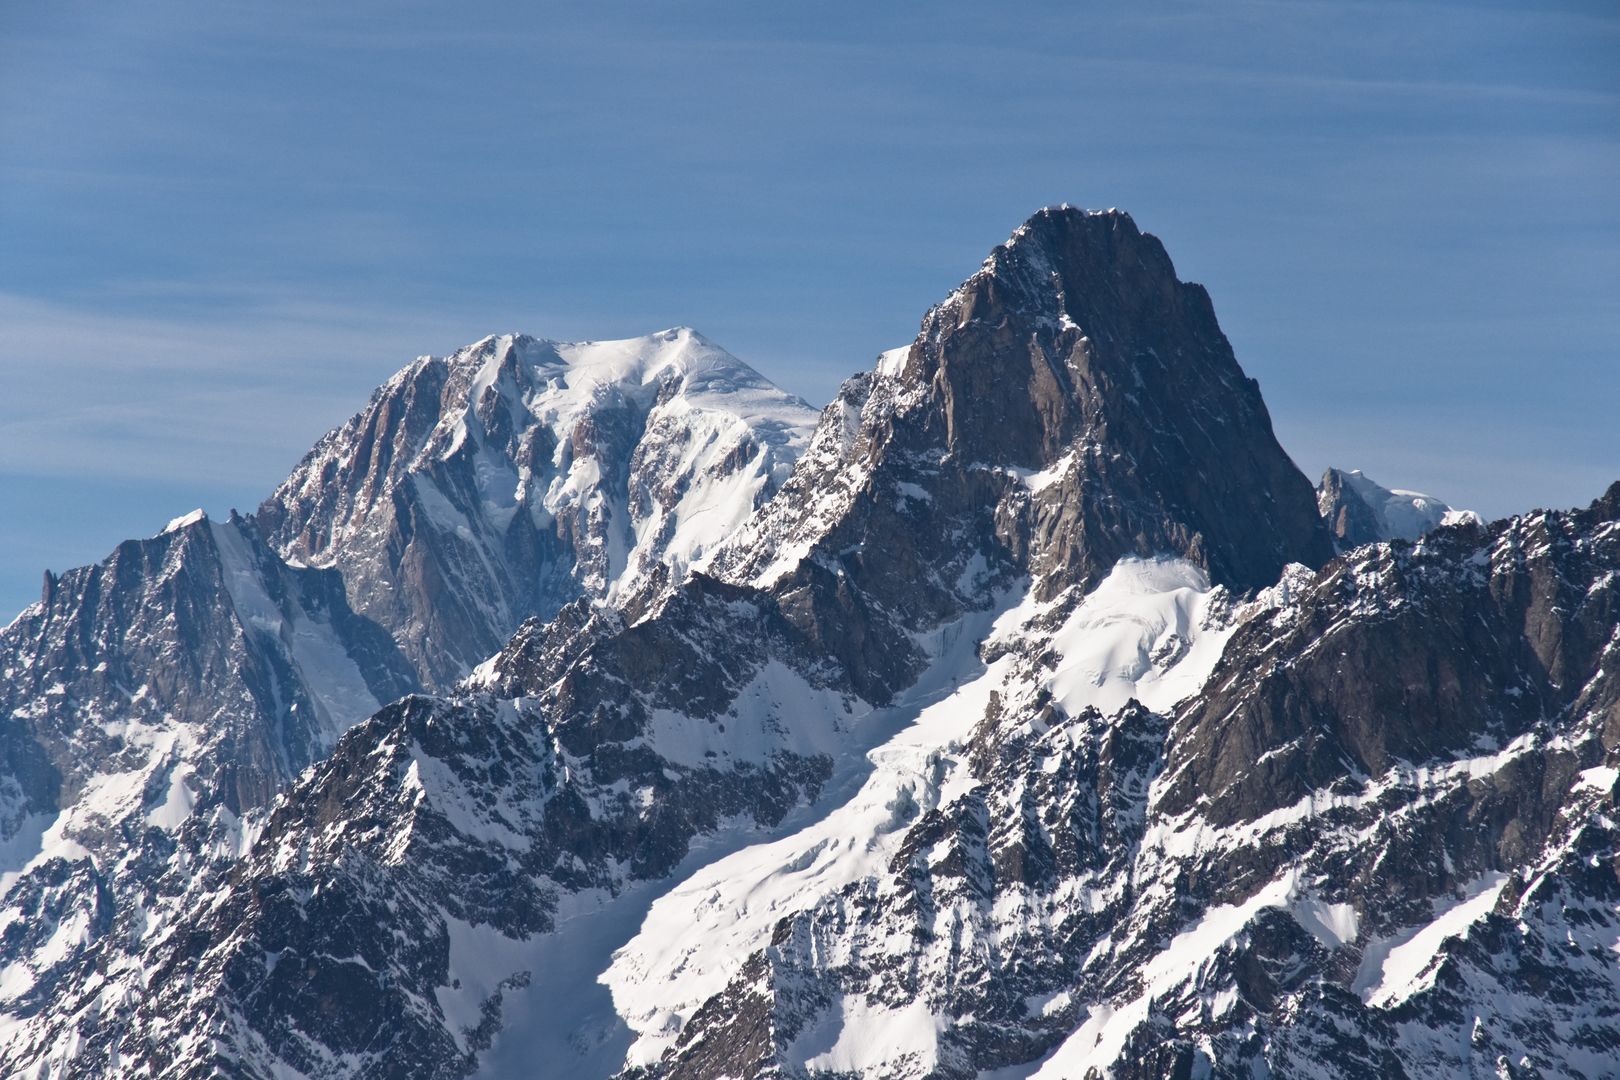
1;207;1609;1080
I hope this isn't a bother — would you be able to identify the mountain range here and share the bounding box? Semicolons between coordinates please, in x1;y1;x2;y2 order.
1;206;1614;1079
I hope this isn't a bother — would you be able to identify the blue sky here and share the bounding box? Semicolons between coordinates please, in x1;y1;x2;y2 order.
2;1;1617;619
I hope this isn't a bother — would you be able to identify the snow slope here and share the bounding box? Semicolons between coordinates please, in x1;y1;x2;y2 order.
606;557;1265;1070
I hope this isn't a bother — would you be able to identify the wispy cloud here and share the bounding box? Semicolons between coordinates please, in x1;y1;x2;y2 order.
0;287;533;487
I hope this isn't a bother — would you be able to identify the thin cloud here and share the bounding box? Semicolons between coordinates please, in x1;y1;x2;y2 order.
0;288;539;484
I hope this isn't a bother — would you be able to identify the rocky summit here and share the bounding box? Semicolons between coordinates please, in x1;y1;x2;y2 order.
1;207;1615;1080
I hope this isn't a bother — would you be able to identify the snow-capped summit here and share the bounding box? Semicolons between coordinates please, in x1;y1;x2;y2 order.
257;328;818;685
446;328;810;445
1317;466;1482;551
160;507;207;535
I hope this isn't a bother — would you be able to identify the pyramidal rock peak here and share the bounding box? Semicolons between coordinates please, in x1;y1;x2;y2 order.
0;207;1615;1080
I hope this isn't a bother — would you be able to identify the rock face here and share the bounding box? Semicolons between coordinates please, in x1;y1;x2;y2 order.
1317;466;1481;551
0;512;418;1070
1;207;1616;1080
0;511;416;832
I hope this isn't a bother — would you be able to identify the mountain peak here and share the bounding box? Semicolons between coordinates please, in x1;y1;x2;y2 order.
258;327;818;685
999;202;1140;253
442;328;808;417
1317;466;1481;551
884;206;1238;465
955;204;1164;326
159;507;208;535
716;206;1329;634
885;205;1332;590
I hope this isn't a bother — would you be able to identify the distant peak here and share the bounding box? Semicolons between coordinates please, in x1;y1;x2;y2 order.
160;508;207;536
1318;467;1480;550
413;327;814;447
464;332;522;352
448;327;723;370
